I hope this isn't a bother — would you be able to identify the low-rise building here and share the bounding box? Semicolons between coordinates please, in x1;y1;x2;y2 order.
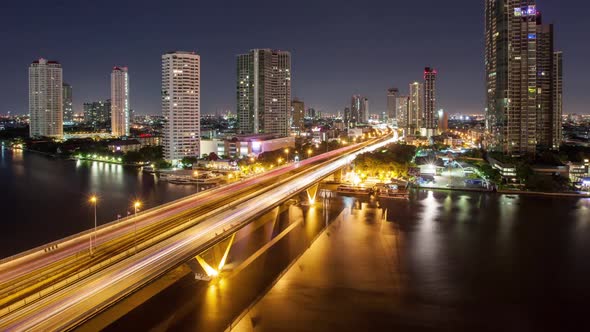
107;139;141;153
567;161;590;183
135;135;161;147
200;138;225;158
223;134;295;158
487;157;517;180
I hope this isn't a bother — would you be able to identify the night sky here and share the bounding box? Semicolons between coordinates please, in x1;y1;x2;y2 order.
1;0;588;116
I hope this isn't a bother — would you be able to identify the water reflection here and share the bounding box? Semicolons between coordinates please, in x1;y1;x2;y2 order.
0;149;198;258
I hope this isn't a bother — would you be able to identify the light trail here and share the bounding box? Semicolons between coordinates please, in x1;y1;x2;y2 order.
0;135;397;331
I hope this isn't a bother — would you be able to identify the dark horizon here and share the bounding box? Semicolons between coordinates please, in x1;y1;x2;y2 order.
1;0;588;116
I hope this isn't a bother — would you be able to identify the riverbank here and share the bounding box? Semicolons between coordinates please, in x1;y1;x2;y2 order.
416;184;590;198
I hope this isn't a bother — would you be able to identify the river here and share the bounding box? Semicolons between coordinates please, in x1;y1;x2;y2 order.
0;147;198;259
3;147;590;330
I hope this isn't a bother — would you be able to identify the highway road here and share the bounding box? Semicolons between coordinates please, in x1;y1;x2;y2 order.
0;133;398;330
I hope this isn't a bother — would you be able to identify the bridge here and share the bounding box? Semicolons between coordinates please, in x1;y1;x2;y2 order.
0;133;396;331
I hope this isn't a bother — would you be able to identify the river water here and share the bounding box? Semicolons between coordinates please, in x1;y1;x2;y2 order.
3;147;590;330
0;147;198;258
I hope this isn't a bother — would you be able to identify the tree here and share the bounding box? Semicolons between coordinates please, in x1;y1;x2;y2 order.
208;152;219;161
181;156;198;166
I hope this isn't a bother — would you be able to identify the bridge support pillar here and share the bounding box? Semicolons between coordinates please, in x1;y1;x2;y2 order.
187;233;236;280
333;168;343;183
306;183;320;204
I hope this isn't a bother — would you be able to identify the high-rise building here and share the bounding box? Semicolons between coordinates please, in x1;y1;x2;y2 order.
343;107;351;128
83;100;111;128
111;66;130;137
552;51;563;148
438;109;449;133
485;1;563;155
423;67;437;137
387;88;399;124
292;99;305;132
408;82;423;135
237;49;291;137
62;83;73;124
360;97;369;123
162;51;200;162
350;95;361;126
535;23;553;149
29;58;63;138
395;96;409;128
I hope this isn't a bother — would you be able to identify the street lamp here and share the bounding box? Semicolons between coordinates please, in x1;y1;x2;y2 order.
133;201;141;254
89;195;97;256
307;149;312;158
193;170;200;192
284;148;289;162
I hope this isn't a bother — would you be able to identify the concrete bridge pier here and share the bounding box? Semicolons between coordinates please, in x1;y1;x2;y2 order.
306;183;320;204
187;233;236;280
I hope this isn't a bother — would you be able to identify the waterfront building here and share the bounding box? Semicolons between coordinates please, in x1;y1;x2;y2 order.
62;83;73;124
552;51;563;148
423;67;437;137
83;100;111;128
211;134;295;159
162;51;201;162
111;66;130;137
237;49;291;137
29;58;63;138
485;0;563;155
408;82;423;135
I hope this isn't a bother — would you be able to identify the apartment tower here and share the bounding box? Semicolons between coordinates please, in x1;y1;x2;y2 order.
237;49;291;137
111;66;130;137
29;58;63;138
162;51;201;161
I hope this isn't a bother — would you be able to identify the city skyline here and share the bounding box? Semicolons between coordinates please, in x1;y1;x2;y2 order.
2;0;587;117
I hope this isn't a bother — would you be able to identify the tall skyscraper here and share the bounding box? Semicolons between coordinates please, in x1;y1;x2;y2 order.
62;83;73;124
162;51;200;162
408;82;423;135
552;51;563;148
350;95;361;126
29;58;63;138
292;99;305;132
360;97;369;123
387;88;399;123
423;67;437;137
485;0;563;155
111;66;130;137
535;23;553;148
395;96;409;128
237;49;291;137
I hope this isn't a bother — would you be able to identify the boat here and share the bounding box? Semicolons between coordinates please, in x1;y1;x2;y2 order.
374;183;410;200
336;185;371;196
377;190;410;200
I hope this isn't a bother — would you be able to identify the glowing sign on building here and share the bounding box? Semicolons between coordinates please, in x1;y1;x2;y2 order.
515;5;536;17
252;141;261;154
527;5;537;16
